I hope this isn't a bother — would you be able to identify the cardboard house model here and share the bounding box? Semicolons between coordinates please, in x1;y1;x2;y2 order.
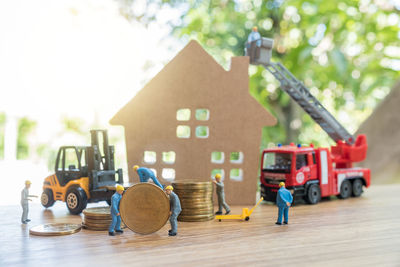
110;40;276;205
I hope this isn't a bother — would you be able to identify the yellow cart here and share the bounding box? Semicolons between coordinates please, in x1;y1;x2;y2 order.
215;197;264;222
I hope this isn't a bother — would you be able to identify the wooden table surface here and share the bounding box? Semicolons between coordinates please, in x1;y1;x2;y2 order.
1;184;399;267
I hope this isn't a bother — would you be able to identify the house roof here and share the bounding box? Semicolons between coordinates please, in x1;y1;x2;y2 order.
110;40;276;127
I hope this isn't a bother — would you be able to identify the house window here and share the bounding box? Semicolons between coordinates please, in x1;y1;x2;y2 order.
211;169;225;180
230;169;243;181
162;151;176;164
195;126;209;138
230;152;244;164
143;151;156;164
176;109;191;121
211;151;224;164
162;168;175;180
177;125;190;138
195;109;210;121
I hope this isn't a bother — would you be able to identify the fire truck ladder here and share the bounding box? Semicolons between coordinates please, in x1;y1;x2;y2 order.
246;37;355;145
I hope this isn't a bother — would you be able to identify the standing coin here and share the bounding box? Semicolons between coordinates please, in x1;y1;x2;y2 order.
120;183;170;235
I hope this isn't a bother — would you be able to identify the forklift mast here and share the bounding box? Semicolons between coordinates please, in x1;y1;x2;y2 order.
87;129;122;190
89;129;115;171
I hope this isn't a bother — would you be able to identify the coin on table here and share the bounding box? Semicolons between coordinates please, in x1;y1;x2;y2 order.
120;183;170;235
29;223;82;236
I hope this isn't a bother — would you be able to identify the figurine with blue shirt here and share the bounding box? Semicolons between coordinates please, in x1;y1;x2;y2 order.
165;185;181;236
108;184;124;236
133;165;163;189
276;182;293;225
247;26;261;62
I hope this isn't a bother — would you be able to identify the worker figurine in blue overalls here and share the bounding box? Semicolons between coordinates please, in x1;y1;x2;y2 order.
108;184;124;236
246;26;261;63
165;185;181;236
21;180;38;224
276;182;293;225
133;165;163;189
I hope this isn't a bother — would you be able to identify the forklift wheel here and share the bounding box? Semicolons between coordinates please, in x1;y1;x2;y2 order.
41;189;55;208
245;217;250;221
65;187;88;215
219;219;221;222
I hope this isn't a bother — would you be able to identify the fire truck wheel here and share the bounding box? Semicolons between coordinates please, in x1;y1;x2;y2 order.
352;179;363;197
41;189;55;208
338;180;352;199
65;187;88;214
305;184;321;204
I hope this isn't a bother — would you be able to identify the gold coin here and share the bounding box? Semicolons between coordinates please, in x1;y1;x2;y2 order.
82;224;108;231
29;223;81;236
83;218;112;224
181;213;214;216
83;207;110;215
178;214;215;222
120;183;170;235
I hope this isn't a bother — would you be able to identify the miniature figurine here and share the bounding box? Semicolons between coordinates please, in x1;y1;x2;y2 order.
165;185;181;236
213;174;231;215
21;180;38;224
133;165;163;189
109;184;124;236
275;182;293;225
247;26;261;62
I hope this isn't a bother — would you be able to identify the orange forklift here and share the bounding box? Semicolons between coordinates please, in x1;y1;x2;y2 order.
40;130;123;214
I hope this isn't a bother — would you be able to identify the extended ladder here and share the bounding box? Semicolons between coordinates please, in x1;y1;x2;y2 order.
247;38;355;145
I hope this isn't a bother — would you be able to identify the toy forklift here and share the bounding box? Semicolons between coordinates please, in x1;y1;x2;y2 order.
40;130;123;214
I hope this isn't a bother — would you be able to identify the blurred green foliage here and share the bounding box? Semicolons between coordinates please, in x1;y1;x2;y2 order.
117;0;399;150
17;117;37;159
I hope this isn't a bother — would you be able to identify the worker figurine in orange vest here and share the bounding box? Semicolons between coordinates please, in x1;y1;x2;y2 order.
276;182;293;225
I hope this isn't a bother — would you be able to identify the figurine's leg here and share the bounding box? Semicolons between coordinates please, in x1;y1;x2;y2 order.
216;194;223;214
116;215;122;231
109;214;117;233
277;207;283;224
151;176;164;189
169;214;178;235
21;204;28;223
284;207;289;224
221;195;230;214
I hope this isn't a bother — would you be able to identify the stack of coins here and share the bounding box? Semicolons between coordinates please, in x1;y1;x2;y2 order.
82;207;113;231
172;181;214;222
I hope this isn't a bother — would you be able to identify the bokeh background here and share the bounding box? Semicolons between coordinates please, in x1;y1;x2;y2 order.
0;0;399;205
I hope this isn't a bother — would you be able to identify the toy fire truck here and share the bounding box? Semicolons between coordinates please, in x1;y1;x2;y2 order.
245;37;370;204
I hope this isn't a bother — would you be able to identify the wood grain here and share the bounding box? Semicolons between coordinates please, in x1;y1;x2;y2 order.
1;184;399;266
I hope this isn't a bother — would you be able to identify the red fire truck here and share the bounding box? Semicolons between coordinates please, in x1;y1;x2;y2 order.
245;37;371;204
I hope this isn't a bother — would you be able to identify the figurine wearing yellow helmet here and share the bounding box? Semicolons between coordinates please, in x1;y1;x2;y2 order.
247;25;261;63
276;181;293;225
133;165;163;189
109;184;124;236
213;174;230;215
165;185;181;236
21;180;38;224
